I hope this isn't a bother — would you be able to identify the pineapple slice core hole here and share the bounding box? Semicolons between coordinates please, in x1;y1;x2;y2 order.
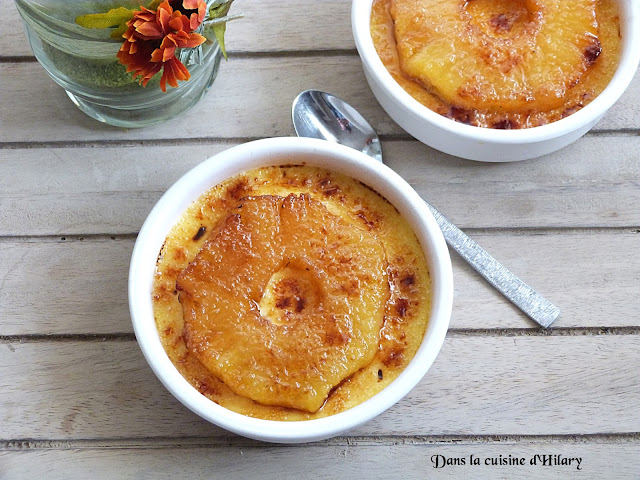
464;0;535;37
258;260;324;326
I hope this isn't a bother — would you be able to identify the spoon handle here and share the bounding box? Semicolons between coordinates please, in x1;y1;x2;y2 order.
425;203;560;328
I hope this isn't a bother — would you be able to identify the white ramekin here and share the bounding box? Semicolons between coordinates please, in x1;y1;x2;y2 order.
128;137;453;443
352;0;640;162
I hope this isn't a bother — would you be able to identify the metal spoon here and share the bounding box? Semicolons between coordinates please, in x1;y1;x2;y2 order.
292;89;560;328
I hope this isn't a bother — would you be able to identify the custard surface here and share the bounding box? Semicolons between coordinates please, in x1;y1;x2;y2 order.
371;0;622;128
152;165;431;420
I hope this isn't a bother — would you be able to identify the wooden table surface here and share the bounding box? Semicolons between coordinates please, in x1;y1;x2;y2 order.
2;1;639;478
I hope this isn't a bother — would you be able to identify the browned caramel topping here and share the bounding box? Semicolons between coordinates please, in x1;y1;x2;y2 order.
382;345;405;367
493;119;520;130
227;178;250;200
318;178;341;197
153;283;175;303
490;13;514;32
192;226;206;241
152;165;432;420
396;298;410;317
173;247;187;261
400;274;416;288
445;106;475;125
371;0;621;128
584;39;603;64
176;194;390;412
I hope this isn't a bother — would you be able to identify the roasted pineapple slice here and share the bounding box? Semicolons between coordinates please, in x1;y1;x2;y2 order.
391;0;601;112
177;194;389;413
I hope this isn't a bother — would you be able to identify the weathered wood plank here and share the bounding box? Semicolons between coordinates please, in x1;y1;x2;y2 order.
0;238;132;335
0;58;638;144
0;229;639;334
1;136;639;237
0;336;638;439
0;144;226;236
1;442;638;479
0;57;368;141
5;0;352;57
385;136;640;229
3;1;638;476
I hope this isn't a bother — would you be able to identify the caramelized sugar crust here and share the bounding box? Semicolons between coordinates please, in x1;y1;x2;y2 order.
176;194;389;413
371;0;621;128
152;166;431;420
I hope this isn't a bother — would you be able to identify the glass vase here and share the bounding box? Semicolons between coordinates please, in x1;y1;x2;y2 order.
14;0;223;128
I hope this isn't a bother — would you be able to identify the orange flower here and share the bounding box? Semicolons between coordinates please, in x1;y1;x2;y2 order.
117;0;207;92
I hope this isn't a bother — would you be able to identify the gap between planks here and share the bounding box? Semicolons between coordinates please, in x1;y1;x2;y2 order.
0;130;638;150
0;50;361;65
0;227;638;243
2;433;640;451
2;326;640;344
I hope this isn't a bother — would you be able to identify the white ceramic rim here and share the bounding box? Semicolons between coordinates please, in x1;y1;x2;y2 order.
129;137;454;443
352;0;640;144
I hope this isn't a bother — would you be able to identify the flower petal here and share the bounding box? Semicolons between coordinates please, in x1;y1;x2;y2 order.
169;12;190;31
116;0;204;92
170;30;206;48
135;19;163;38
161;61;177;90
156;2;174;33
150;48;163;63
182;0;199;9
173;57;190;81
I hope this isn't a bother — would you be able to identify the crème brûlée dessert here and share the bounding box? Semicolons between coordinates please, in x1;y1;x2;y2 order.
371;0;622;128
152;165;431;420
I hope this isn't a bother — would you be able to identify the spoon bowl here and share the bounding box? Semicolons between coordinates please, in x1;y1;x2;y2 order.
292;90;382;162
292;90;560;328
